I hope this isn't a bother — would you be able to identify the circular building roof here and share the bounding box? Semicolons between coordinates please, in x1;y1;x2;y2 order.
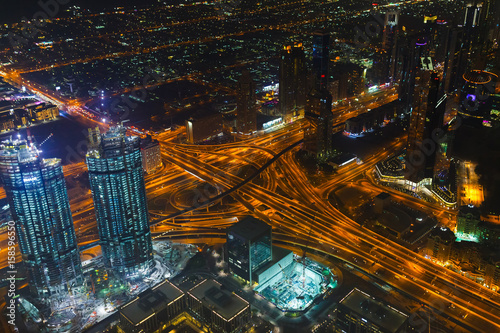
463;70;494;85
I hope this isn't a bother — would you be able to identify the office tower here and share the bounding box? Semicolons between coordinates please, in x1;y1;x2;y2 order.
423;72;446;179
86;126;153;277
0;139;82;297
312;30;330;90
304;88;333;160
382;11;399;83
398;35;430;115
459;70;497;121
336;288;409;333
279;43;307;121
226;216;272;284
236;70;257;134
442;27;466;93
405;59;442;182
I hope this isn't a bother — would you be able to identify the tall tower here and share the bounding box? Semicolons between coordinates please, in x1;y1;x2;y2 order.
405;60;442;182
312;30;330;90
399;34;430;115
86;126;153;277
0;139;83;297
236;70;257;134
382;11;399;83
279;43;307;121
304;88;333;160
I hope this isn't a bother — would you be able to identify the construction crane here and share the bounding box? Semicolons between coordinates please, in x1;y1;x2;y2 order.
278;263;292;286
39;133;53;147
302;227;314;288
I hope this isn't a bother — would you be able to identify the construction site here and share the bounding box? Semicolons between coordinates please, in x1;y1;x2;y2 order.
255;254;337;312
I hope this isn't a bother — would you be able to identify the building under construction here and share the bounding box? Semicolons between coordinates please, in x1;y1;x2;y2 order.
225;217;336;312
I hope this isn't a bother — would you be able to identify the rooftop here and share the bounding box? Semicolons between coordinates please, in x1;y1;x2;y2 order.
227;216;271;241
188;279;249;321
340;289;408;333
120;280;184;326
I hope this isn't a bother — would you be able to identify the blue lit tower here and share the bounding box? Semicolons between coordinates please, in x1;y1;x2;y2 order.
0;139;83;297
86;126;153;277
312;30;330;90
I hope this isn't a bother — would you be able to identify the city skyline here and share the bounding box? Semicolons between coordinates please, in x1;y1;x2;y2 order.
0;0;499;332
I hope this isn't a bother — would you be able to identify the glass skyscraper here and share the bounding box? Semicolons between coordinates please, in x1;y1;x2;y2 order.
86;126;153;277
226;216;272;284
0;139;83;297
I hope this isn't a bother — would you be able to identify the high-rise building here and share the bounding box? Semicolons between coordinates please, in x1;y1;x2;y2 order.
236;70;257;134
382;11;399;84
312;30;330;90
86;126;153;277
226;216;272;284
405;61;442;182
279;43;307;121
398;35;431;115
304;88;333;160
0;139;83;297
442;27;466;93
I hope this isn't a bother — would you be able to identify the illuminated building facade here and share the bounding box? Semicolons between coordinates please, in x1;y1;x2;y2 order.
0;139;82;297
279;43;306;121
140;135;162;174
456;204;481;241
86;126;153;277
236;70;257;134
312;30;330;90
226;216;272;284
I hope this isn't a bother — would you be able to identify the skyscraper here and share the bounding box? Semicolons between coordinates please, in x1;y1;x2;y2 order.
304;88;333;160
236;70;257;134
405;60;442;182
442;27;466;93
382;11;399;84
0;139;83;297
226;216;272;284
312;30;330;90
279;43;306;121
399;34;431;115
86;126;153;277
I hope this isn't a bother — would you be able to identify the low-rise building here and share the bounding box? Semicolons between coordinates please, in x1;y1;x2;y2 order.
187;279;250;333
186;110;223;143
118;280;185;333
336;288;409;333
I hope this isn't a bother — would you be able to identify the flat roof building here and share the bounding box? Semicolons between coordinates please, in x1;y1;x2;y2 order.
226;216;272;284
336;288;409;333
188;279;250;333
118;280;185;333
